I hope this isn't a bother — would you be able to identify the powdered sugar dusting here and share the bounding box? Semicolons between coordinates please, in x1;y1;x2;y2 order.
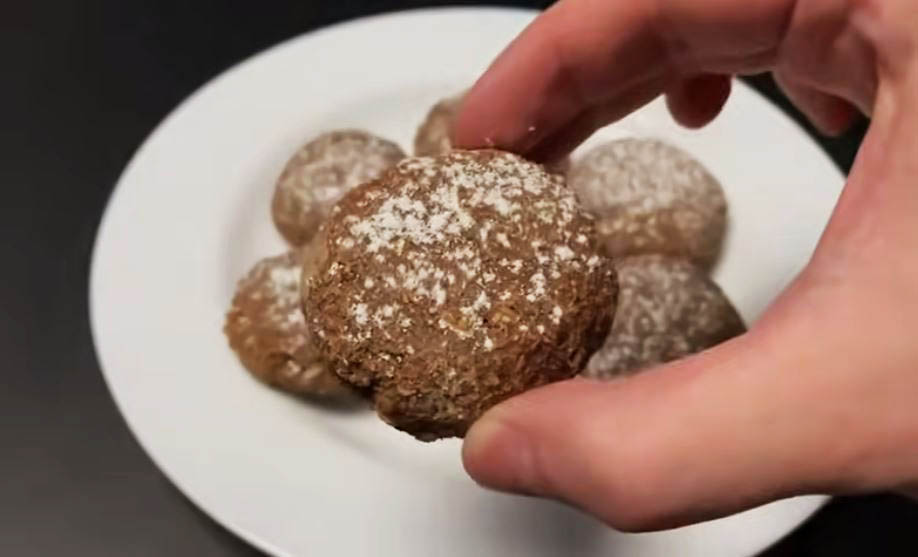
526;272;547;302
571;139;719;210
227;252;307;355
554;246;575;261
585;255;744;378
309;150;614;353
568;138;726;265
273;130;405;244
267;264;302;307
351;303;368;326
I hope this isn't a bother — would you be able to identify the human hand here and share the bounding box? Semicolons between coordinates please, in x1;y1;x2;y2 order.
454;0;918;531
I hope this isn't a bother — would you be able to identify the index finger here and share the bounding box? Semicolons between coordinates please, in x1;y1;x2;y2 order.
452;0;794;156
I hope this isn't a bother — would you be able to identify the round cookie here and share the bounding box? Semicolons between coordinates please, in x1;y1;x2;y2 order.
225;250;354;399
569;138;727;267
414;93;570;175
584;255;745;379
272;130;405;246
413;94;464;157
303;150;618;440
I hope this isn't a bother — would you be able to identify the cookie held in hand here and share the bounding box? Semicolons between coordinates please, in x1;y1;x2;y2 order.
303;150;617;440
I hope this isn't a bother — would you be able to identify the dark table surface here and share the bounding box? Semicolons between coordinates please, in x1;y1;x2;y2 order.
3;1;918;556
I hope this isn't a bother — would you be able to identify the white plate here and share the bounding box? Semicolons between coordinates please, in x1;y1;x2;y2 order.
90;7;841;557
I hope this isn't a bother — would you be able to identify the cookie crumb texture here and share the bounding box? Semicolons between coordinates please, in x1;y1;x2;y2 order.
304;150;617;440
585;255;745;378
569;139;726;267
272;130;405;246
225;251;354;399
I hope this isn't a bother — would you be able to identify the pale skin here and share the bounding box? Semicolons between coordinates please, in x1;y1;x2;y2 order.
452;0;918;531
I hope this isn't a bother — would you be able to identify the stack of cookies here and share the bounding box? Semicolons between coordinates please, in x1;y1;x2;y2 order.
224;94;744;440
225;130;406;402
567;138;745;379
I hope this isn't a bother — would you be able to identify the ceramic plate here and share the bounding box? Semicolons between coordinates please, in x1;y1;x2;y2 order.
91;8;841;557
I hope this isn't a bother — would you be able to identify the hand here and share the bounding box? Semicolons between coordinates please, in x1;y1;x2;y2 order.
454;0;918;531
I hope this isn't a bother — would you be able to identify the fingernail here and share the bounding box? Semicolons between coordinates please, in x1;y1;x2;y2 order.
463;413;541;495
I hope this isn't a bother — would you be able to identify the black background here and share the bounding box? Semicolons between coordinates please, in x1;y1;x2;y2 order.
3;1;917;555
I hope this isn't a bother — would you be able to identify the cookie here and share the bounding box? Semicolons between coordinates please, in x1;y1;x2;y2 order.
414;93;570;174
303;150;617;440
225;250;354;399
413;94;464;157
272;130;405;246
584;255;745;378
568;139;727;267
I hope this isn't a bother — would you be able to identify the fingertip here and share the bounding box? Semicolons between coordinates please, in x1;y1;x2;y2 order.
461;410;500;481
462;404;541;495
451;74;508;151
451;76;546;154
462;379;602;496
451;21;560;153
774;73;857;137
666;74;732;129
454;0;666;154
797;92;856;137
817;101;857;137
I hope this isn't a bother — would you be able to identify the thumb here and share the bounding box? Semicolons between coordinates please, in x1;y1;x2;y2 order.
462;315;861;532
